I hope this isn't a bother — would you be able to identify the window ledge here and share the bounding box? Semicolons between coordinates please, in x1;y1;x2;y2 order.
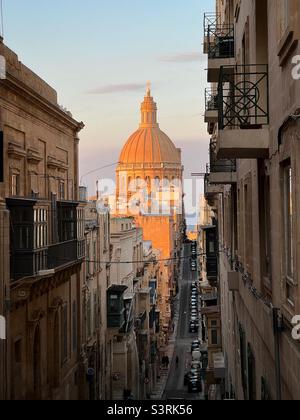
277;28;299;66
282;303;295;323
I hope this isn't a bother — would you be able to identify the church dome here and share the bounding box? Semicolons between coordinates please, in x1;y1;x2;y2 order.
119;87;181;166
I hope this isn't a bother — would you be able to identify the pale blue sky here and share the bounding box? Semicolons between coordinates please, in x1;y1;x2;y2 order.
3;0;213;209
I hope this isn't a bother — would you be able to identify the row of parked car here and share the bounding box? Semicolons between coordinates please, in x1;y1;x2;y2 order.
184;340;203;393
190;242;197;271
189;281;199;334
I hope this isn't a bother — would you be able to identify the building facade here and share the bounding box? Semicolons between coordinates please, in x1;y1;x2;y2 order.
0;40;86;400
203;0;300;400
82;197;111;400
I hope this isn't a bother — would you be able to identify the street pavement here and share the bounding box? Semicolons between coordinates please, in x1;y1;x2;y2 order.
163;243;204;400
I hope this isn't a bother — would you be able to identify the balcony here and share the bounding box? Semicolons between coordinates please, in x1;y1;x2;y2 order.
205;89;218;134
204;13;235;82
7;197;83;281
217;64;270;159
48;239;79;269
204;174;223;201
107;285;127;329
207;141;237;185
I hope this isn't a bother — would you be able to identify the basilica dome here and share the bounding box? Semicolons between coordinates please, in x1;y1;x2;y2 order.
119;88;181;167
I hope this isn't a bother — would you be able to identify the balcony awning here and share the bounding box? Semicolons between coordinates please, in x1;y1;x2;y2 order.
201;224;216;230
108;285;128;293
200;305;220;315
201;292;218;302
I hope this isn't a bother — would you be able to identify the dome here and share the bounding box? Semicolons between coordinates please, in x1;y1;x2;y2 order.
119;87;181;166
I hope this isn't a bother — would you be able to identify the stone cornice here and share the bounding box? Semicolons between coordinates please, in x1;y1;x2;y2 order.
1;74;84;133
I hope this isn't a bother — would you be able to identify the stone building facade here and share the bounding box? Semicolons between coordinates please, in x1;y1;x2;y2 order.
203;0;300;400
82;197;111;400
0;40;86;400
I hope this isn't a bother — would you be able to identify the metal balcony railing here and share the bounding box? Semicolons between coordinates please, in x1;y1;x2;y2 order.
205;89;219;112
208;141;236;173
207;161;236;174
218;64;269;129
204;13;234;59
204;173;213;198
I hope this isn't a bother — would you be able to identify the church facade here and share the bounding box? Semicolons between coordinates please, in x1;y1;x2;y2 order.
115;88;185;343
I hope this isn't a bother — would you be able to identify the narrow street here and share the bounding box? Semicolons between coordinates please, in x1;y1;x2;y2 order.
163;243;204;400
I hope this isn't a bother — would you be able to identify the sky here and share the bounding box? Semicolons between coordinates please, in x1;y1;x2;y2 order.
3;0;213;224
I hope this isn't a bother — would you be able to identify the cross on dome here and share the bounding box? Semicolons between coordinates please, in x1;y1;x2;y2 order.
146;81;151;96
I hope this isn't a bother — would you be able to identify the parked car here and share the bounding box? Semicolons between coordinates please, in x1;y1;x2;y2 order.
189;367;201;377
192;350;201;362
190;261;197;271
191;361;202;371
188;378;202;393
189;323;199;334
184;370;201;386
191;340;201;353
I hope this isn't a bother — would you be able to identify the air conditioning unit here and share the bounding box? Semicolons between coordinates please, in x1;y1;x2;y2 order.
228;271;239;292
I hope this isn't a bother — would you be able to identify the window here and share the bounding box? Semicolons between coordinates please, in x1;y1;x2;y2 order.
58;205;76;242
11;173;20;196
211;329;218;345
109;294;119;313
282;162;294;306
34;208;48;249
77;209;85;240
59;180;65;200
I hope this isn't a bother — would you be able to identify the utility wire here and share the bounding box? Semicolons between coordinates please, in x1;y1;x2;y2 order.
80;162;120;185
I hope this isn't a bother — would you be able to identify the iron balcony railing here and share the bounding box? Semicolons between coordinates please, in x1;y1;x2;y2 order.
205;88;219;112
207;161;237;174
204;13;234;59
204;173;213;198
208;141;236;173
218;64;269;130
